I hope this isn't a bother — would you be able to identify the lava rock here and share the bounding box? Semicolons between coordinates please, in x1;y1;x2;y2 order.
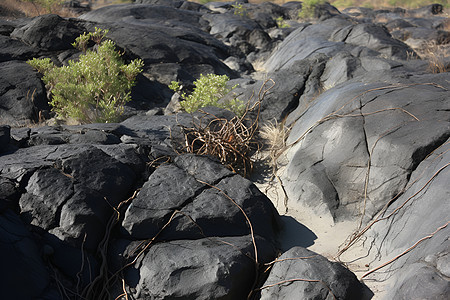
260;246;363;299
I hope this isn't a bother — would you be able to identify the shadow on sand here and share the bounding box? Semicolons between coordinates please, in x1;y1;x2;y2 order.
277;215;318;251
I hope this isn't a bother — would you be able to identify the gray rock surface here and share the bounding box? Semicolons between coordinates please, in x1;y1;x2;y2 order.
123;154;280;242
282;73;450;223
0;125;10;153
260;246;363;299
0;210;50;299
124;235;276;299
365;139;450;300
0;2;448;299
0;35;39;62
11;14;85;51
80;4;235;85
0;61;49;126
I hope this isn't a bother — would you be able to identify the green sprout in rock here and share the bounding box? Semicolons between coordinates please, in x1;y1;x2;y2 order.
232;2;247;17
298;0;326;19
275;16;290;28
169;73;245;117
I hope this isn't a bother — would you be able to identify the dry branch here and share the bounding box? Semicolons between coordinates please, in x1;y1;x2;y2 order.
361;221;449;279
176;79;275;177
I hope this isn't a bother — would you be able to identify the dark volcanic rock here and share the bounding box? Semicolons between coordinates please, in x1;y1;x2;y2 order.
0;210;50;299
260;246;363;299
264;17;353;72
0;125;10;153
0;144;138;249
0;61;49;126
121;235;276;299
11;14;85;51
0;176;19;211
122;154;280;242
0;2;448;299
80;4;235;85
331;23;415;60
0;35;39;62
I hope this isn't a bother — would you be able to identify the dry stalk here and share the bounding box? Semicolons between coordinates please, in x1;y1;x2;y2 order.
338;161;450;258
417;41;450;73
176;79;275;177
81;190;139;300
361;221;449;279
259;119;291;175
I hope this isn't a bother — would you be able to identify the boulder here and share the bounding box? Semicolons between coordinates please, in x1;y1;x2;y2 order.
409;4;444;17
281;73;450;223
80;4;235;85
0;144;137;250
122;154;280;242
0;176;19;211
117;235;277;299
202;11;271;55
259;246;363;299
364;139;450;300
0;61;49;126
11;14;85;51
0;35;39;62
225;54;329;124
331;23;415;60
264;17;354;72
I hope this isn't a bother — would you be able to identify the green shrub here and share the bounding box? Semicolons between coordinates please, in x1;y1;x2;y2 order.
298;0;326;19
275;16;290;28
232;2;247;17
169;74;245;117
27;28;144;123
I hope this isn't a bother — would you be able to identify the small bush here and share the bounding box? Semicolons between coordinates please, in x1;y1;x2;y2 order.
298;0;326;19
232;2;247;17
275;16;290;28
27;28;144;123
169;74;245;117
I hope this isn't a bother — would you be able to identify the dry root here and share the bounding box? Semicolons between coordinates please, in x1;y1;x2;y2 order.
177;79;275;177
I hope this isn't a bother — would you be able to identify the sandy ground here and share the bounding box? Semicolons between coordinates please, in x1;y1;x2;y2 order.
252;151;385;299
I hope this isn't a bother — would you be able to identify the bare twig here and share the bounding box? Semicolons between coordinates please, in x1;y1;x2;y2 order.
175;79;275;177
361;221;449;279
196;179;258;263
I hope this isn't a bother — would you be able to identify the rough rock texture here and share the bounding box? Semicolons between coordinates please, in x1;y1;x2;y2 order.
0;210;50;299
260;247;363;299
11;14;85;51
0;61;49;126
0;1;449;299
120;235;276;299
282;73;450;223
365;139;450;300
122;155;280;242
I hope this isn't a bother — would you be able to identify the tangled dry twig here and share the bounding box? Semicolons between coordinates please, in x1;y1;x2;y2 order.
176;79;275;177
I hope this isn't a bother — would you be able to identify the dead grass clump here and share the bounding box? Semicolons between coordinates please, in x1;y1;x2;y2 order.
0;0;79;18
259;119;290;174
0;0;34;18
418;41;450;73
177;79;275;178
